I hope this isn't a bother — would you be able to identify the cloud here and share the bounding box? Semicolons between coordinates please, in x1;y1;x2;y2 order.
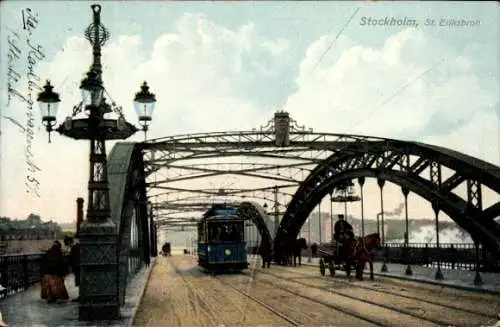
0;12;292;221
1;13;498;225
285;28;499;165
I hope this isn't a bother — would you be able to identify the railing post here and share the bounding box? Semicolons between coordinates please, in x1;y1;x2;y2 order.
0;256;7;297
473;239;483;285
449;245;456;269
423;244;429;266
22;255;29;291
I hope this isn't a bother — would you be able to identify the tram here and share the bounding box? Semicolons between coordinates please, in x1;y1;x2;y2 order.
197;203;249;272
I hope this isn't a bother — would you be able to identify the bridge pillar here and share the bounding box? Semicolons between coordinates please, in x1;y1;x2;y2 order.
307;217;312;263
401;186;412;276
431;201;444;280
466;179;484;284
377;178;388;272
329;191;334;242
152;223;158;257
473;238;484;285
149;203;157;257
273;185;279;237
430;161;444;280
357;177;365;240
318;200;323;244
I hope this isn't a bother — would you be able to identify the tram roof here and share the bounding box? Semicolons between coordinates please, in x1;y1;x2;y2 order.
199;214;243;223
202;202;240;218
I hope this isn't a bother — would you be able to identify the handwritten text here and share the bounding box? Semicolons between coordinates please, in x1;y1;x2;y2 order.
5;8;45;198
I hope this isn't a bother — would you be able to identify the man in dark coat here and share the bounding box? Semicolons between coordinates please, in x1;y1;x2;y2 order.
64;236;80;302
333;215;354;261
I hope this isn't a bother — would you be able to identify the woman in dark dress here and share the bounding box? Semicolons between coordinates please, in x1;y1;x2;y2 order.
40;240;69;303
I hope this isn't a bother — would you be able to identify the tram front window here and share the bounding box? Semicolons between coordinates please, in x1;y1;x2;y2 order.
208;222;243;243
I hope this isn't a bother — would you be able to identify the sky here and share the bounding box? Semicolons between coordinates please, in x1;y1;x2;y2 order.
0;1;499;231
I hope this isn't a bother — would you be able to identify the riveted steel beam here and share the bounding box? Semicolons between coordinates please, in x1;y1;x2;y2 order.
441;173;465;193
277;140;500;257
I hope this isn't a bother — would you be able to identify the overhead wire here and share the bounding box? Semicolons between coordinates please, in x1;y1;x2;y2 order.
280;14;497;235
284;6;362;183
304;7;360;81
345;18;498;134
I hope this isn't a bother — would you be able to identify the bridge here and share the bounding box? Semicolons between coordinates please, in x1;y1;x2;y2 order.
1;3;500;326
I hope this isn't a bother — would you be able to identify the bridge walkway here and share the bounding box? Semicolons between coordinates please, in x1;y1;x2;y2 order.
134;255;500;326
299;257;500;294
0;261;154;327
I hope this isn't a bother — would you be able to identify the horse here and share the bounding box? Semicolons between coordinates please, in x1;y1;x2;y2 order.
258;242;273;269
278;238;308;266
329;233;381;280
353;233;381;280
161;242;171;257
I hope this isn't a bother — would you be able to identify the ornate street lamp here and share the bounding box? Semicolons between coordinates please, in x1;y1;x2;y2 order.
134;81;156;140
36;4;156;321
331;179;361;219
37;81;60;143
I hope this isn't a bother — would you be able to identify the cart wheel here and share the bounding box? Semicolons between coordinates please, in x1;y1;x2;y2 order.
328;261;335;277
319;259;326;276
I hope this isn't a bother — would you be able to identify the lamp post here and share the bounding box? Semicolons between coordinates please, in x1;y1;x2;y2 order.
331;180;361;222
37;4;156;321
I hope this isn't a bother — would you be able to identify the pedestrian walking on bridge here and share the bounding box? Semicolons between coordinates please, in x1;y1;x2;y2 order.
40;240;69;303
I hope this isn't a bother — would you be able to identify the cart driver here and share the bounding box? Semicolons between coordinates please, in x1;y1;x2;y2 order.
333;215;354;259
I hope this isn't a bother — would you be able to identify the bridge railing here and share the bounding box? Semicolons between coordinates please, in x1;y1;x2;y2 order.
0;252;46;299
376;243;480;270
305;242;499;272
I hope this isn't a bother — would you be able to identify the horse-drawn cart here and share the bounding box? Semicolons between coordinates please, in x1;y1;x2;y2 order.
317;233;381;281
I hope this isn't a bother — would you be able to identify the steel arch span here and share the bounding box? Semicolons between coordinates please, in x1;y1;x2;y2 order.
275;139;500;257
107;142;153;305
237;201;274;251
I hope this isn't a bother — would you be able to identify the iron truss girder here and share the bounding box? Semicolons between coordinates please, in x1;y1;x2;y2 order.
148;185;295;221
144;148;329;175
150;192;290;220
148;162;310;185
145;131;384;150
149;191;295;204
277;139;500;256
142;132;386;176
150;184;297;196
155;202;217;211
143;133;387;224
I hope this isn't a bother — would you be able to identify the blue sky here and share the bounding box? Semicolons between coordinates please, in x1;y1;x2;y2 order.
0;1;498;226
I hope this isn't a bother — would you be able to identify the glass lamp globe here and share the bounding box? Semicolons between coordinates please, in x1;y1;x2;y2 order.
37;80;61;123
134;81;156;123
80;70;104;107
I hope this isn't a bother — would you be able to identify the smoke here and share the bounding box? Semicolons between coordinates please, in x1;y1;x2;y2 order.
392;225;474;244
385;203;405;217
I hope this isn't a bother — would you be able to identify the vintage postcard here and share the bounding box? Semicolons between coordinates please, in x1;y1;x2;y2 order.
0;1;499;326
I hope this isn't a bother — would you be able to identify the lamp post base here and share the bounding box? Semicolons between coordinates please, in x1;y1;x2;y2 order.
78;219;120;321
79;302;120;321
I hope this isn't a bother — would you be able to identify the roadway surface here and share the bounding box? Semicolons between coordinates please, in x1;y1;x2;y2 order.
134;255;500;327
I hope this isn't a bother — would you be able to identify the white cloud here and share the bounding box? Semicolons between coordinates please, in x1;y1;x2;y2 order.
0;13;291;221
1;14;498;225
285;27;499;165
422;110;500;165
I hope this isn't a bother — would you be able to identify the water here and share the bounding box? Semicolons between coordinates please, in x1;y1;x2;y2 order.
392;225;473;245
